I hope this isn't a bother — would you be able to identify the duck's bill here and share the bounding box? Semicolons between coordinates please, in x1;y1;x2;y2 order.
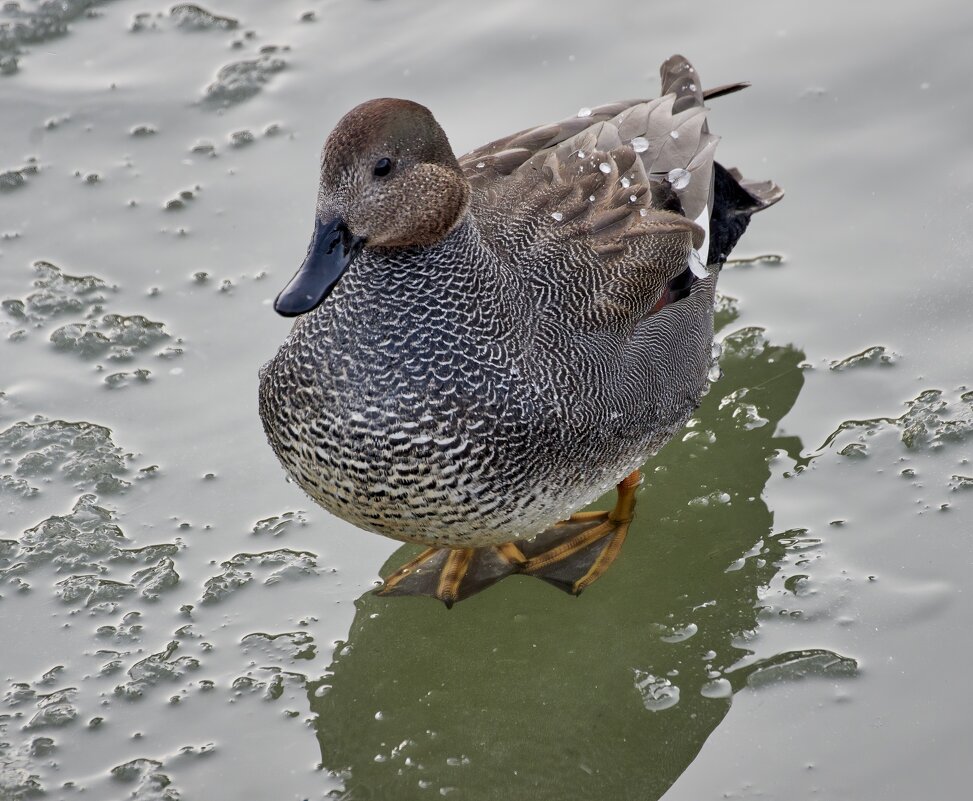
273;216;365;317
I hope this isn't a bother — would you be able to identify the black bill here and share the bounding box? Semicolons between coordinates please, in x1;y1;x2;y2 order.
273;216;365;317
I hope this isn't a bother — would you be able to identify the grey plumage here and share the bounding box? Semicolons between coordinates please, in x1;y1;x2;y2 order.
258;55;780;549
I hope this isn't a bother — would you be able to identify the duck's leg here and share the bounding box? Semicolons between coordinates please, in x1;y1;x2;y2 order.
517;469;642;595
375;471;641;606
376;542;527;608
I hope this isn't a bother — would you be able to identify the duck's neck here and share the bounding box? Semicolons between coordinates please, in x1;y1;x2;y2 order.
334;214;516;325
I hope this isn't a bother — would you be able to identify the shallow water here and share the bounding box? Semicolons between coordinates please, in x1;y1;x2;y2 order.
1;0;971;799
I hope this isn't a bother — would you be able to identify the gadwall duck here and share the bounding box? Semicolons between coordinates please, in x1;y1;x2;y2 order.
259;55;781;606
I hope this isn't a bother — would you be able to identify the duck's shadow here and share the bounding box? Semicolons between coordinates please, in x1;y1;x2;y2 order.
306;313;854;801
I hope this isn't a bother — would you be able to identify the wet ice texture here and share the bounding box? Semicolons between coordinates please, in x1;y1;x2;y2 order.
2;261;112;327
741;649;858;689
203;47;287;107
0;0;113;74
132;2;238;34
2;261;183;382
22;688;77;730
230;669;307;711
0;159;39;191
56;573;136;606
170;3;238;31
200;549;318;604
829;345;898;371
754;388;973;631
110;757;181;801
1;677;190;799
51;313;172;360
251;510;307;538
633;670;680;712
115;640;200;699
0;494;179;606
0;736;46;798
0;418;131;495
822;388;973;459
0;682;80;797
240;631;316;663
718;387;769;431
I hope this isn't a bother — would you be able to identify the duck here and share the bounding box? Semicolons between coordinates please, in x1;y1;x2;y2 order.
258;55;782;607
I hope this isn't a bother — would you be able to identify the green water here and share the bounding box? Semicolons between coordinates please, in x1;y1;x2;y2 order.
1;1;971;799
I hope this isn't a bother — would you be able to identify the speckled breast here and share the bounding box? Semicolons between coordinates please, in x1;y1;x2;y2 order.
261;249;536;546
258;225;716;548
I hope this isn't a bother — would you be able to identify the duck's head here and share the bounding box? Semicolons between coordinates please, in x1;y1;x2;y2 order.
274;98;470;317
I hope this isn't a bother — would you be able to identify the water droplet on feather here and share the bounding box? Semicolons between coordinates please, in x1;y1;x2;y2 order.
667;168;691;190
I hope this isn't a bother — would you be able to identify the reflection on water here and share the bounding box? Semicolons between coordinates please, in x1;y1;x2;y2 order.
307;311;855;800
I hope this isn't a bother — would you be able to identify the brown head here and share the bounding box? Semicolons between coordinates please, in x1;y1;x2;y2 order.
274;99;471;316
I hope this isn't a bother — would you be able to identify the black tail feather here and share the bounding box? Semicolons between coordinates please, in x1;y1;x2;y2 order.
706;162;781;267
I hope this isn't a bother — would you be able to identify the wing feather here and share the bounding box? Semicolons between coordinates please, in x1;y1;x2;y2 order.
462;56;729;318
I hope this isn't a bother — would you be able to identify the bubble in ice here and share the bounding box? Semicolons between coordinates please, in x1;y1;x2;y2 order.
170;3;239;30
190;140;217;157
23;689;78;730
656;622;699;643
0;474;38;498
733;403;769;430
949;475;973;491
745;651;858;689
240;631;316;663
633;670;680;712
700;678;733;699
130;557;179;599
1;160;39;192
229;129;256;147
203;49;287;107
829;345;897;371
110;757;182;800
252;510;308;537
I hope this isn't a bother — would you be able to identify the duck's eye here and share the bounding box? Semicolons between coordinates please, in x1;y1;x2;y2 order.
373;158;393;177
